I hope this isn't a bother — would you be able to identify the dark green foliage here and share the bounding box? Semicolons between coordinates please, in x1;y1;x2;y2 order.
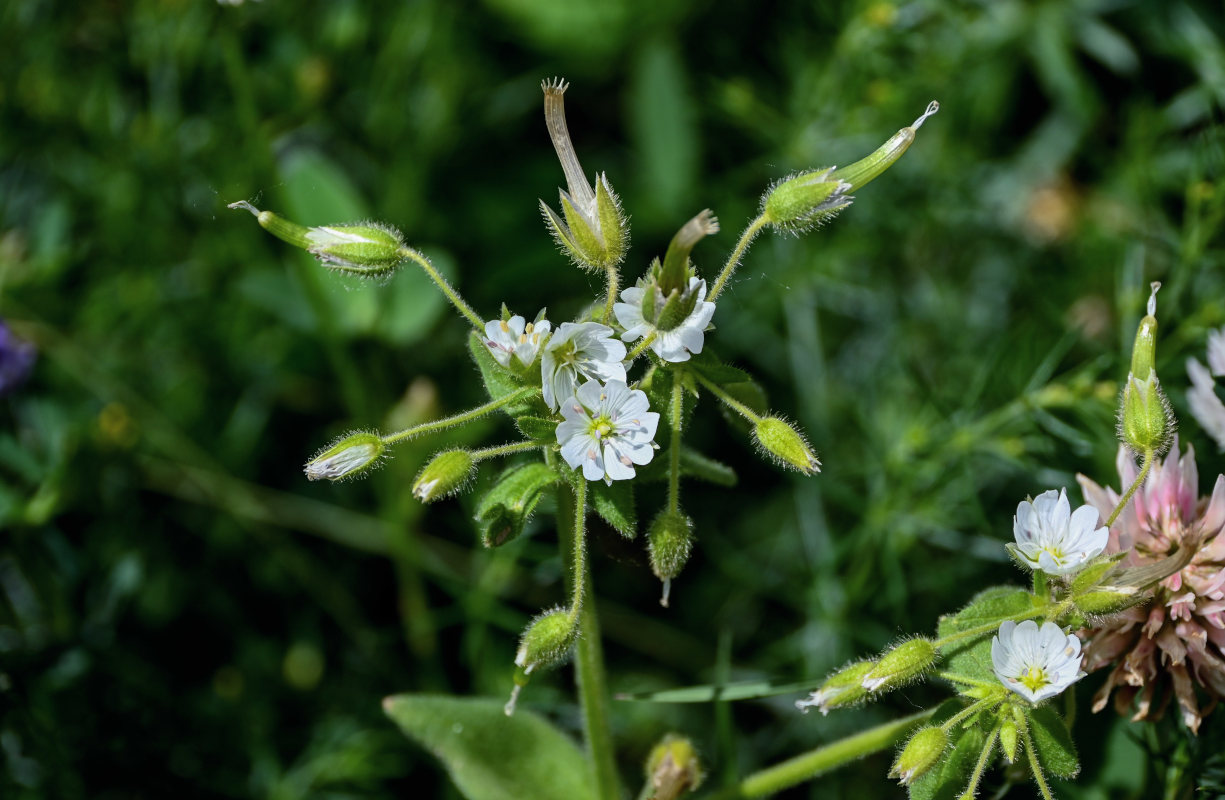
475;462;560;547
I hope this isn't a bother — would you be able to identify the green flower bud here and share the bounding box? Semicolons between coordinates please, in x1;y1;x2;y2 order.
1072;587;1139;617
753;416;820;475
762;167;853;233
514;607;578;674
659;209;720;295
645;734;704;800
999;718;1020;764
862;638;937;693
648;510;694;608
304;431;385;481
1118;284;1174;456
412;449;476;503
795;660;875;715
889;726;947;786
829;101;939;192
228;201;405;278
538;79;629;272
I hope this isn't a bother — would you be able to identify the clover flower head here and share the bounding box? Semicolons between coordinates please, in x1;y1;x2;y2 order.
484;311;551;368
556;380;658;484
992;620;1085;704
1078;440;1225;733
1012;488;1108;576
540;322;626;411
614;277;716;363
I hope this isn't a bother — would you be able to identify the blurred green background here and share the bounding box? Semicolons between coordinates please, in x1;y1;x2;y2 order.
3;0;1224;797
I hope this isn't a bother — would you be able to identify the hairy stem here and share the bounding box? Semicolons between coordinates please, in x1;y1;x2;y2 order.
471;440;540;462
381;387;539;445
709;214;768;302
1021;724;1055;800
668;370;685;513
1106;448;1154;528
693;373;761;423
604;264;620;323
558;480;620;800
626;332;658;362
399;247;485;331
958;723;1000;800
711;709;935;798
934;606;1052;650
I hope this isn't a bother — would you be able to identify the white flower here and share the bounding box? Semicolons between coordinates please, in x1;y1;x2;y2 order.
540;322;626;411
1208;327;1225;376
556;380;659;484
1188;357;1225;450
1012;488;1108;575
614;277;716;363
992;620;1085;703
483;312;551;368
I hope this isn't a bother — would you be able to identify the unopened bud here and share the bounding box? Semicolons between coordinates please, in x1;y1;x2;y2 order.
762;168;853;233
795;661;875;715
412;449;476;503
228;201;405;278
753;417;820;475
889;726;947;786
514;607;578;674
1119;282;1175;456
645;734;704;800
648;510;694;608
862;638;937;693
658;210;720;295
304;431;384;481
1073;587;1139;617
999;718;1019;764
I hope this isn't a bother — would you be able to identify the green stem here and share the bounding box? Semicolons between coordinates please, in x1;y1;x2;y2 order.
692;373;761;423
713;709;934;798
381;387;539;445
1106;448;1154;528
939;696;1004;733
627;332;658;362
471;440;539;462
668;370;684;513
399;247;485;331
558;480;620;800
709;214;768;302
958;723;1000;800
1021;724;1055;800
604;265;620;323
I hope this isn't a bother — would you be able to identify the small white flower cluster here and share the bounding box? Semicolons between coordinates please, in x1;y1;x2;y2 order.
1012;488;1108;576
483;312;663;484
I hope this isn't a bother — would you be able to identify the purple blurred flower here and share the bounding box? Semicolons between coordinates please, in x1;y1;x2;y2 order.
0;320;35;395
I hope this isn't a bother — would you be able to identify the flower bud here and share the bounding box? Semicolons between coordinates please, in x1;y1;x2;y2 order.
795;661;875;715
762;168;853;233
999;718;1019;764
889;726;947;786
648;510;694;608
228;201;405;278
304;431;385;481
659;210;720;295
829;101;939;192
412;449;476;503
1073;587;1140;617
538;79;629;271
644;734;704;800
753;417;820;475
514;607;578;674
1118;284;1174;456
862;638;937;693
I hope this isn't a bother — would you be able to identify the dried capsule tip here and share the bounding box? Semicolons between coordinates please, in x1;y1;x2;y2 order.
504;684;521;717
227;200;260;217
1148;281;1161;317
911;100;939;130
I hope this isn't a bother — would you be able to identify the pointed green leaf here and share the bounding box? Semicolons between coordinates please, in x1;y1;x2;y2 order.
937;587;1036;684
594;178;625;262
384;694;596;800
590;479;637;538
516;416;559;445
475;462;560;547
1029;706;1079;779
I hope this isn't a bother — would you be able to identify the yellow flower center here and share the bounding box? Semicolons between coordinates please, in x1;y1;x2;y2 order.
1019;665;1050;694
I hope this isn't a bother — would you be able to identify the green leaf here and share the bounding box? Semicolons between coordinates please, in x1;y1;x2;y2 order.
616;678;818;703
516;415;559;445
680;448;737;486
688;350;752;386
908;709;986;800
468;332;538;416
384;694;595;800
475;462;559;547
1028;706;1079;779
590;479;637;538
937;587;1036;684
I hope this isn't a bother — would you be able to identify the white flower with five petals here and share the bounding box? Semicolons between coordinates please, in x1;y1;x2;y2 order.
614;277;715;363
556;380;659;484
483;312;551;368
992;620;1085;703
1012;488;1108;576
540;322;626;411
